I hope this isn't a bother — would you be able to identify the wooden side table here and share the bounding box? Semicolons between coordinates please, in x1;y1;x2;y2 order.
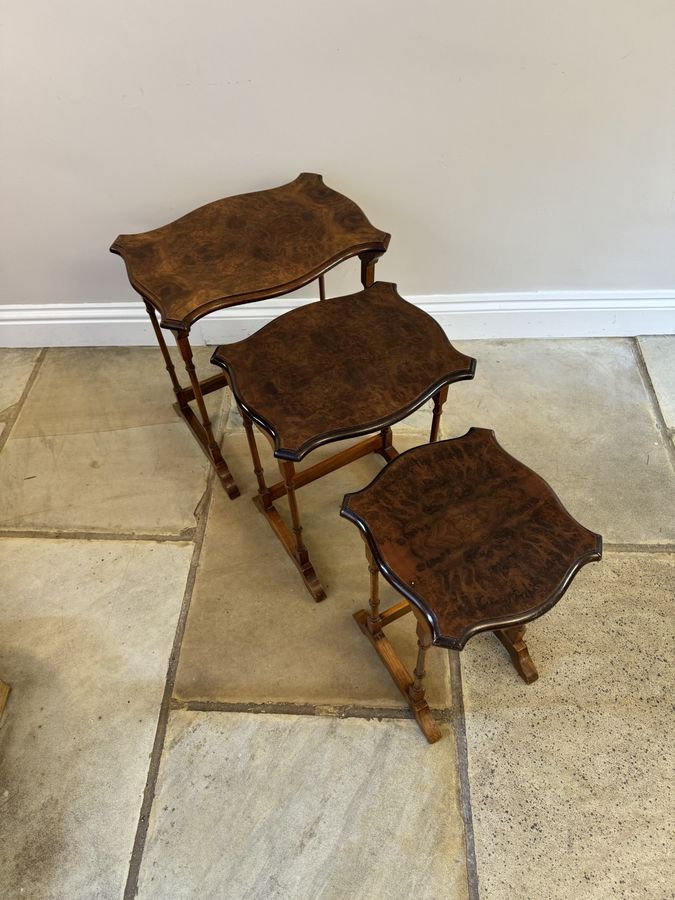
211;282;476;601
341;429;602;743
110;173;390;499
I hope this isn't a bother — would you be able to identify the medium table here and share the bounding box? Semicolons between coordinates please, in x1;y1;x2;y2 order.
110;173;390;498
211;281;476;601
341;429;602;743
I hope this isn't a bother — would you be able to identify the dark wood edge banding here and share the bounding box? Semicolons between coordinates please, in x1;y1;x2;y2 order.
340;428;603;649
211;283;477;461
218;366;475;463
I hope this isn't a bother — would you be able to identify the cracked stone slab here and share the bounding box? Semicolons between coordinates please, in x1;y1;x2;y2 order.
0;348;41;442
460;552;674;900
0;347;230;535
0;422;213;535
0;349;41;421
175;431;451;708
12;346;221;438
638;336;675;429
0;537;193;899
136;711;468;900
444;338;675;544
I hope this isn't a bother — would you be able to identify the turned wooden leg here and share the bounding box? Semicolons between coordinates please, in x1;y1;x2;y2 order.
430;385;449;443
276;460;325;602
175;333;239;499
496;625;539;684
176;333;221;451
353;556;443;745
144;302;184;397
318;274;326;300
359;250;381;288
365;546;383;635
408;614;442;743
241;408;272;509
409;619;430;703
279;460;309;566
378;426;398;463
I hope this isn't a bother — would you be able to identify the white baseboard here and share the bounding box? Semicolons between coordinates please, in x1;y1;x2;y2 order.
0;290;673;347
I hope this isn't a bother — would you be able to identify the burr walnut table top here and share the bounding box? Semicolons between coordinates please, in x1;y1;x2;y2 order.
110;173;389;331
211;282;476;462
341;429;602;649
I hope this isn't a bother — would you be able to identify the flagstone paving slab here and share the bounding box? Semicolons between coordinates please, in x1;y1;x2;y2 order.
637;335;675;429
444;338;675;543
460;552;674;900
174;431;451;708
137;711;467;900
0;537;193;899
0;347;229;535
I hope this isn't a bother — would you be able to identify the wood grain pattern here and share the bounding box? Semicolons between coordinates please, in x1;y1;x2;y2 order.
212;282;476;461
110;173;389;330
342;428;602;649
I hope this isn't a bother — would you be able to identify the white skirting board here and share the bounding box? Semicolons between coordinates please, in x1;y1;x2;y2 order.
0;291;673;347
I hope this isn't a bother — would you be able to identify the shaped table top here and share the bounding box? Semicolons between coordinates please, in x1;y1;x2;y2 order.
110;173;389;330
211;282;476;461
341;429;602;648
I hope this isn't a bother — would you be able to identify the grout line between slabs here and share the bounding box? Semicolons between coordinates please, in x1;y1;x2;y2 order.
0;529;670;554
0;528;196;543
170;697;453;723
0;348;47;455
123;472;215;900
632;338;675;470
450;650;480;900
603;542;674;553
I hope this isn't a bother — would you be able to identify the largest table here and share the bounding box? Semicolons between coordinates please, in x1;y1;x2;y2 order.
110;173;390;498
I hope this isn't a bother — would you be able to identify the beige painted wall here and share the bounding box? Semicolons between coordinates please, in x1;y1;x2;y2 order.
1;0;674;305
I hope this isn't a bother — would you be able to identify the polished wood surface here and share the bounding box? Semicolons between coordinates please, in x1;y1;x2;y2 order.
342;428;602;649
212;282;476;462
110;173;390;498
110;173;389;330
212;282;474;600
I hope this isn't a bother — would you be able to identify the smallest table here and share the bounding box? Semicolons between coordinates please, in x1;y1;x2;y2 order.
341;429;602;743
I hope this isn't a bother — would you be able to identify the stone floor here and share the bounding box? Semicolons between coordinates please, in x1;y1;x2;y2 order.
0;337;673;899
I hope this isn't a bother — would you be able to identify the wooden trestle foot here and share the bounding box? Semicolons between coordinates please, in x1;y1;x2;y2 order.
353;607;442;743
214;461;241;500
252;495;326;602
244;427;400;602
355;545;441;742
174;401;240;499
496;626;539;684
